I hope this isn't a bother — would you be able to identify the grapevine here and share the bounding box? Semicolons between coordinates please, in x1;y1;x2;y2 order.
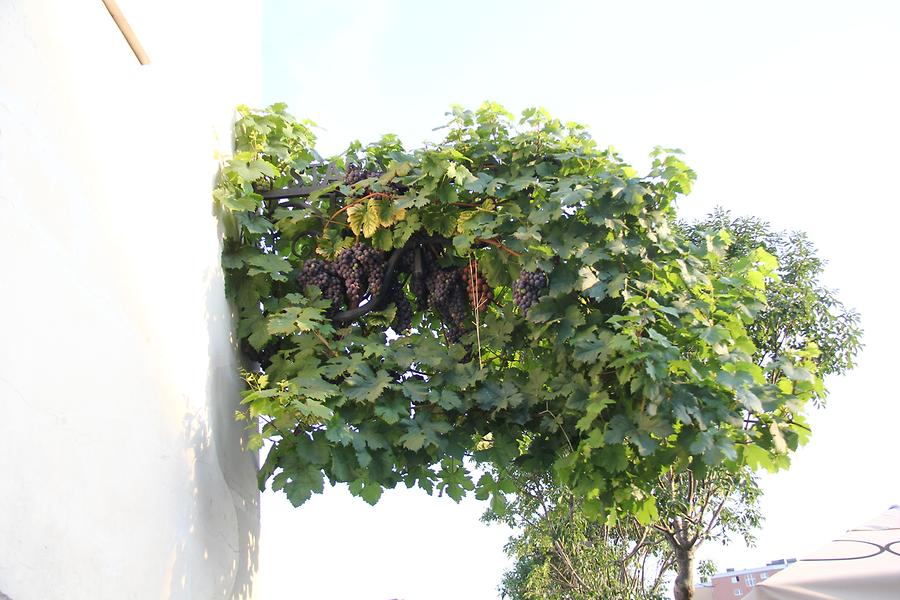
217;102;824;520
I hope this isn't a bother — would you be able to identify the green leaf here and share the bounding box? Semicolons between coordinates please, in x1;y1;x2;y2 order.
575;391;612;432
247;317;271;350
634;496;659;526
268;306;332;336
253;159;278;177
296;399;333;420
349;479;383;505
779;362;815;382
358;423;389;450
222;191;261;212
292;370;338;400
247;253;291;282
296;433;330;465
374;396;409;424
437;390;464;411
284;466;325;507
344;364;393;403
372;227;393;251
742;443;776;472
400;430;427;451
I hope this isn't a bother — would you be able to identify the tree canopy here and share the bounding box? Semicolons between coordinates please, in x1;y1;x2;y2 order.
482;211;862;600
216;102;828;519
483;469;675;600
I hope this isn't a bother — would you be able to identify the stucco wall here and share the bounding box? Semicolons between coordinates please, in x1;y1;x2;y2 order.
0;2;261;598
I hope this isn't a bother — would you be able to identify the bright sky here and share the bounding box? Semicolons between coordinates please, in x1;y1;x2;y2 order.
257;2;900;598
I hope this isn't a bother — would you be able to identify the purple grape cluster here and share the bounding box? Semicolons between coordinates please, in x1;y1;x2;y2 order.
297;243;411;329
334;247;366;307
344;165;376;186
427;268;471;342
513;270;548;314
345;165;408;194
391;285;413;333
295;240;503;342
462;266;493;313
328;243;387;308
353;243;386;296
298;259;345;313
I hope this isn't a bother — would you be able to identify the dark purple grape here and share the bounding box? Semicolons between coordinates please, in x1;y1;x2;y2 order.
352;243;386;298
513;269;548;314
391;285;413;333
298;258;345;313
334;247;366;308
344;165;373;186
427;268;471;342
461;266;493;313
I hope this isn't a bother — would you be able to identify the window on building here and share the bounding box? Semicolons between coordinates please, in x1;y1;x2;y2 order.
745;574;756;587
761;572;768;580
734;589;743;596
730;576;739;583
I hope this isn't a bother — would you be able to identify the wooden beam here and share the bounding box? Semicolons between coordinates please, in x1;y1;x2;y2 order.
100;0;150;65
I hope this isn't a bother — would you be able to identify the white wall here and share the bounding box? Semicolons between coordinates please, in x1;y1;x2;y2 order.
0;2;261;598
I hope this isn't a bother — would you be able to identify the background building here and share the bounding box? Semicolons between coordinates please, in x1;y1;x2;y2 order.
0;1;261;598
705;560;793;599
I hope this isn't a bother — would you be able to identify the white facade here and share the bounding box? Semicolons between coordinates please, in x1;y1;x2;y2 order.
0;2;261;598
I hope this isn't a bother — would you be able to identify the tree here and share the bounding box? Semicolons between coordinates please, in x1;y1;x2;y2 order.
684;209;861;385
483;471;674;600
483;210;862;600
653;465;761;600
217;103;830;522
661;210;862;600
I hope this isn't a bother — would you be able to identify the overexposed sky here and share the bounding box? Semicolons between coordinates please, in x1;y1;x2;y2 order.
257;2;900;598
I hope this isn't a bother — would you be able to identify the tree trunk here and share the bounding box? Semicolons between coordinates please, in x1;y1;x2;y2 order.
673;546;695;600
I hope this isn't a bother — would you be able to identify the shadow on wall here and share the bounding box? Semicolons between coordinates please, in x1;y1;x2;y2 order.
206;268;261;599
207;172;262;600
166;253;260;598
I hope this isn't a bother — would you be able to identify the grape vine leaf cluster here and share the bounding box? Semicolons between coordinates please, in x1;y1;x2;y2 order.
217;102;824;518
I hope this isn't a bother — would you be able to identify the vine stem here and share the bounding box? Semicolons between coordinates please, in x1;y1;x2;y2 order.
477;237;522;257
469;256;484;369
312;330;338;357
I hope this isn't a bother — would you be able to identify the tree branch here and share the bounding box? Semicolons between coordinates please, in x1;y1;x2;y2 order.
476;237;522;257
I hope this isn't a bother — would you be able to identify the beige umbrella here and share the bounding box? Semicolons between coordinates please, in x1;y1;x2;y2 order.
749;506;900;599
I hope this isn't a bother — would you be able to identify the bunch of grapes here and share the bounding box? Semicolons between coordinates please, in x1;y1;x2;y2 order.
295;238;506;345
427;268;471;342
352;243;386;297
298;258;345;313
513;269;548;314
397;247;417;273
334;247;367;307
390;284;413;333
461;266;493;313
297;242;394;323
344;165;375;186
345;164;409;195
